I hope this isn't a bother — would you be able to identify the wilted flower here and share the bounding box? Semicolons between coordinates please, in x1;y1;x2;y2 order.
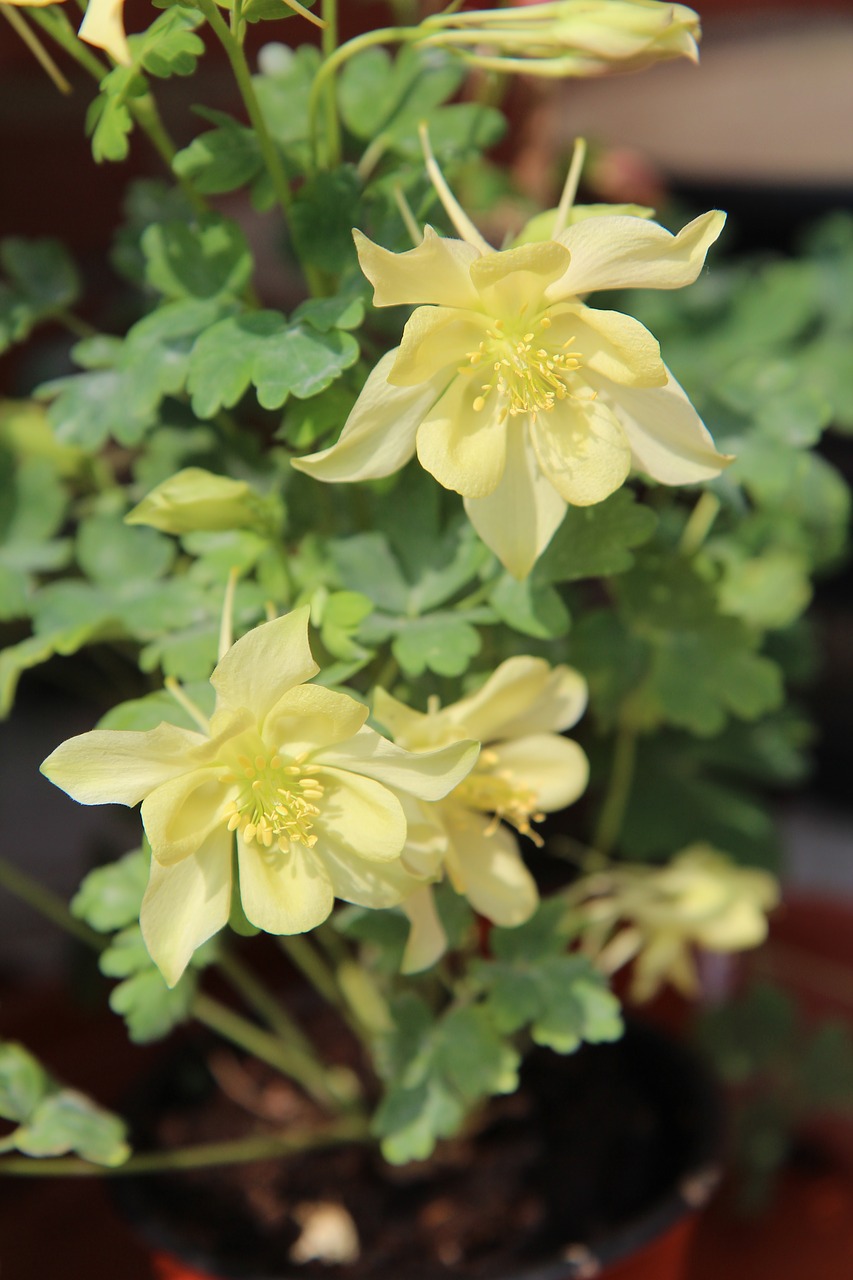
294;141;729;578
373;656;590;969
418;0;701;78
571;845;780;1000
42;608;477;985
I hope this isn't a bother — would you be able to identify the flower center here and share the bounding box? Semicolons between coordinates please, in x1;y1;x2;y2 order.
454;752;545;847
463;315;583;424
224;753;324;851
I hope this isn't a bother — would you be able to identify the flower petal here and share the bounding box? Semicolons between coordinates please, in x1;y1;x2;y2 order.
292;349;443;484
142;767;233;867
237;838;334;935
140;827;232;987
464;425;566;578
354;226;481;309
317;726;479;801
416;375;508;498
40;722;210;807
551;211;726;298
531;396;631;505
447;657;588;741
470;240;571;315
211;607;317;722
489;735;590;812
597;367;733;484
78;0;131;67
401;886;448;974
320;844;421;910
550;304;666;387
391;307;489;388
265;683;368;756
313;766;407;863
444;810;538;926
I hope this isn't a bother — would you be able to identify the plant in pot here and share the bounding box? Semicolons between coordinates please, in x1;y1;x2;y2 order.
0;1;848;1277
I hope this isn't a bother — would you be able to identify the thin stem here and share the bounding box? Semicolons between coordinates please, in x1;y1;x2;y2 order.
215;947;317;1058
308;26;415;167
418;123;492;254
593;722;638;857
30;7;107;80
553;137;587;239
191;992;354;1112
320;0;341;169
0;856;104;951
679;491;721;557
131;94;207;214
392;184;422;247
194;0;289;219
2;7;71;93
0;1115;370;1178
279;934;343;1010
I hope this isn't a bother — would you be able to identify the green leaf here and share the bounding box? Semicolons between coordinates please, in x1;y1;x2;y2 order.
134;5;205;79
0;1043;51;1123
490;573;570;639
15;1090;130;1166
97;682;215;733
43;299;224;448
71;849;150;934
99;925;151;979
0;238;80;314
187;311;359;417
173;112;263;195
535;489;657;584
142;216;253;301
372;999;519;1164
392;613;481;678
475;954;623;1054
77;514;175;584
338;45;464;142
0;623;114;718
291;170;362;276
109;968;199;1045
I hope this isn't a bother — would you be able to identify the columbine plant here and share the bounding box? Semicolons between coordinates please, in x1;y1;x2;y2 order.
0;0;847;1250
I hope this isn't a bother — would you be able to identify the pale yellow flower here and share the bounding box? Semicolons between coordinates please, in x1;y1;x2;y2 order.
419;0;701;78
294;153;729;578
78;0;130;65
573;845;780;1000
373;656;590;969
42;608;477;985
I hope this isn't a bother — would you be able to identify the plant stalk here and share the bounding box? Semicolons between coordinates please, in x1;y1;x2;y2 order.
0;856;104;951
593;722;638;857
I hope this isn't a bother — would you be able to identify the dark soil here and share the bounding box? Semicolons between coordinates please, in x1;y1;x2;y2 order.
115;1022;718;1280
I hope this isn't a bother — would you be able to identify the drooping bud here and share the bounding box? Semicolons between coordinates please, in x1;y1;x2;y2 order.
125;467;281;537
418;1;701;79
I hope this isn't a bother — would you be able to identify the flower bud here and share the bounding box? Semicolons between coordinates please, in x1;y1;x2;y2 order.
420;1;701;78
125;467;279;536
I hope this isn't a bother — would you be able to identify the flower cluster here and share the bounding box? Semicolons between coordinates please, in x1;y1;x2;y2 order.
42;609;478;985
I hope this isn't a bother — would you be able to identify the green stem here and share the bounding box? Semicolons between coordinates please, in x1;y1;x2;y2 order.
29;7;107;80
191;992;355;1112
215;948;318;1059
0;1115;370;1178
130;93;207;213
195;2;288;217
0;856;104;951
2;7;71;94
308;26;417;168
279;934;343;1010
592;722;638;857
679;491;721;557
320;0;341;168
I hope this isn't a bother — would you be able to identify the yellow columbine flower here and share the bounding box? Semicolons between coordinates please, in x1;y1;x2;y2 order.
419;0;701;78
41;608;478;985
373;656;590;970
294;140;730;579
78;0;130;65
573;845;780;1001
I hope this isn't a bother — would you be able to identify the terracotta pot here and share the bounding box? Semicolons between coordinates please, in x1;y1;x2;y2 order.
117;1022;721;1280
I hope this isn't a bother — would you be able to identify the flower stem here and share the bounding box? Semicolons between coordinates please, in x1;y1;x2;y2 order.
0;1114;370;1178
320;0;341;168
191;991;357;1112
279;933;343;1010
2;7;71;94
0;856;104;951
215;947;318;1059
679;490;721;557
593;721;638;857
